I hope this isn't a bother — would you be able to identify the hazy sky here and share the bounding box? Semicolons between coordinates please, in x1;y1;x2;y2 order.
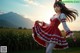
0;0;80;31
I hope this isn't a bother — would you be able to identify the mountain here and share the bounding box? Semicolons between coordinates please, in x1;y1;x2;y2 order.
0;12;34;29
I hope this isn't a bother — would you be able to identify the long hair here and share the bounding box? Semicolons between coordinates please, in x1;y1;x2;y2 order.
54;1;78;22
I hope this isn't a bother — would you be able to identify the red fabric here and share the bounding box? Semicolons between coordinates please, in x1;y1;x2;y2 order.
32;18;68;50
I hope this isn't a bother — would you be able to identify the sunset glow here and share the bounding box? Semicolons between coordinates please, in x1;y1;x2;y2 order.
0;0;80;30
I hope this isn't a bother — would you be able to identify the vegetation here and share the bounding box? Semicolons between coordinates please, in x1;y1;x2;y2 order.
9;47;80;53
0;28;80;53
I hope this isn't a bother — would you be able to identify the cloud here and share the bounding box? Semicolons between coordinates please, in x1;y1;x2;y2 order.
24;0;45;8
0;11;5;15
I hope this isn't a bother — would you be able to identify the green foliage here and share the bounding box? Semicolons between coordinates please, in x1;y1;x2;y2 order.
0;29;43;52
9;47;80;53
0;29;80;52
67;31;80;47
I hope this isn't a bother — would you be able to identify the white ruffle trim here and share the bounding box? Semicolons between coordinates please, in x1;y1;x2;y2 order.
32;32;68;46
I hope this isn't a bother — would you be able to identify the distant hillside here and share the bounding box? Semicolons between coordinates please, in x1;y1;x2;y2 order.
0;12;34;29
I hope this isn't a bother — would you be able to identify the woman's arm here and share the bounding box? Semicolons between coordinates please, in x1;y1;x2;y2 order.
59;13;76;42
61;21;73;38
62;21;77;42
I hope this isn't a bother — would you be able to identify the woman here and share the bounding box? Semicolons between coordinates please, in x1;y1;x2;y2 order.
32;0;78;53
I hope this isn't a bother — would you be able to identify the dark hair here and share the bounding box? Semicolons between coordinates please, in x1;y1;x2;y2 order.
54;1;78;22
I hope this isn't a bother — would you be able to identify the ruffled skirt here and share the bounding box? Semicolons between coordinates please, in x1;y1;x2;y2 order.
32;21;68;50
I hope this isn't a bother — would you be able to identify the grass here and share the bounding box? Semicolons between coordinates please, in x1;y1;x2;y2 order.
9;47;80;53
0;28;80;53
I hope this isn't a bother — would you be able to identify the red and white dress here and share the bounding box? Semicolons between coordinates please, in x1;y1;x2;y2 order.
32;13;73;50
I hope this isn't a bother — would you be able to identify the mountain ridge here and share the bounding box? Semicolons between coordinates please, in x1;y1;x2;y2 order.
0;12;34;29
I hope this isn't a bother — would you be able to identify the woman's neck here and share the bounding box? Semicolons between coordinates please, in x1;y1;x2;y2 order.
56;12;61;15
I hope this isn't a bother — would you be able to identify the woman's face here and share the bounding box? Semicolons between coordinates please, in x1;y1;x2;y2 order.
54;5;61;13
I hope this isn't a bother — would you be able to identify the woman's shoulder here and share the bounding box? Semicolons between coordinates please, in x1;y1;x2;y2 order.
60;13;66;16
60;13;66;19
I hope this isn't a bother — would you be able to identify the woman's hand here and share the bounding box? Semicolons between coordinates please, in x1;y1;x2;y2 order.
36;20;42;23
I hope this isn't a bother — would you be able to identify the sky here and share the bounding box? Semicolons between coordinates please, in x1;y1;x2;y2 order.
0;0;80;31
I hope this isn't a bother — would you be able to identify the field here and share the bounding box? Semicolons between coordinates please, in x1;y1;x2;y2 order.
0;28;80;53
9;47;80;53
